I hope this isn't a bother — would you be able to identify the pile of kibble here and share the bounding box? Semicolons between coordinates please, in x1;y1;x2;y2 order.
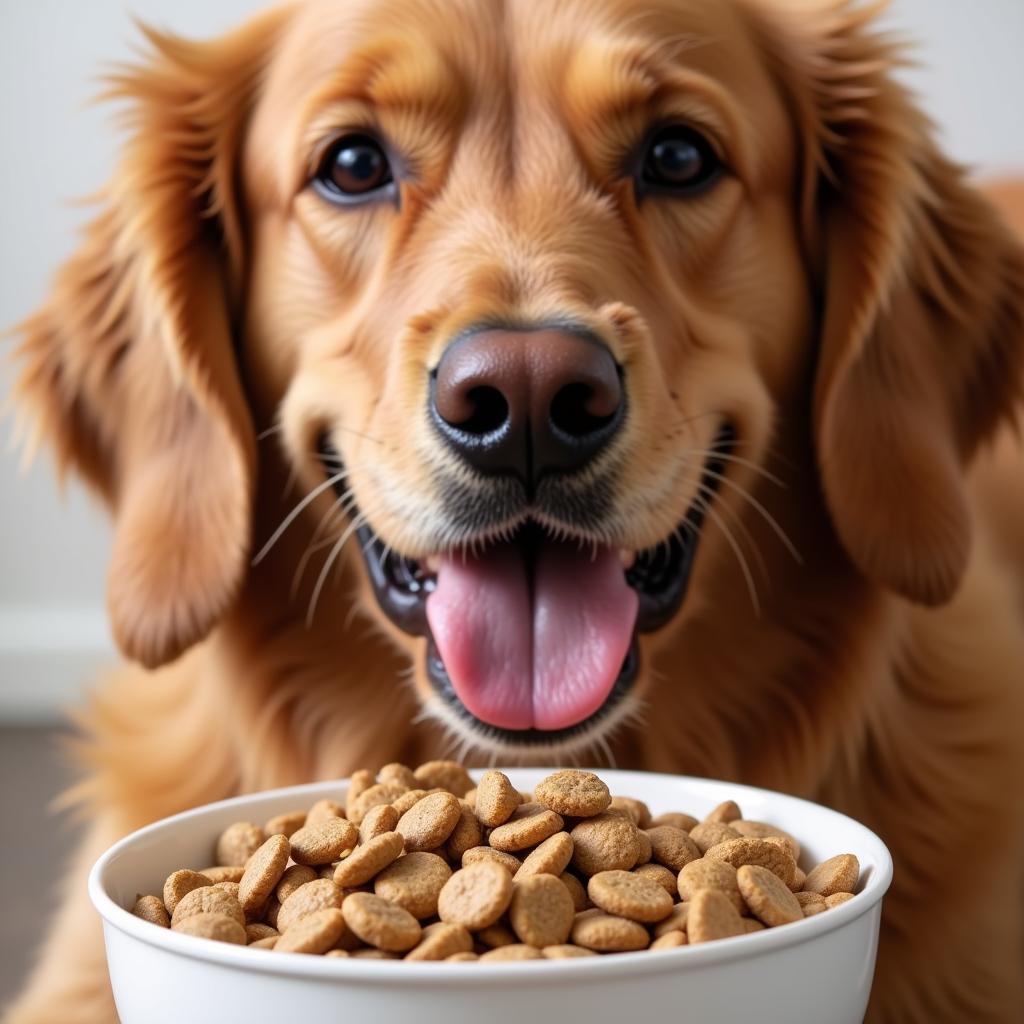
131;762;860;960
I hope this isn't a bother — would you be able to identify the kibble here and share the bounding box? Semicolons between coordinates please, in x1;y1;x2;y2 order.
131;763;862;963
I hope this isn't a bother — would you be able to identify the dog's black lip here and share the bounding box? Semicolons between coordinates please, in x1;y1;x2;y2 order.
323;425;734;741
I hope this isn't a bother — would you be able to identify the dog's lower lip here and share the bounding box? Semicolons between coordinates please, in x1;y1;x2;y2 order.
325;424;734;739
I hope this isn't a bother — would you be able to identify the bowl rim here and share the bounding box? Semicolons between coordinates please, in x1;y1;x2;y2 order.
89;768;893;986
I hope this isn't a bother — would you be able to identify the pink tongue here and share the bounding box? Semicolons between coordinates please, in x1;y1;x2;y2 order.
426;538;638;731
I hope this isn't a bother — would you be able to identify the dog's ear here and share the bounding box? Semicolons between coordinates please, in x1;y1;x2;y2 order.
751;1;1024;605
12;13;285;667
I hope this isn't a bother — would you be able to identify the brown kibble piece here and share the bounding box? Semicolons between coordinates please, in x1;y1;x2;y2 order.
172;912;246;945
350;948;401;959
391;790;428;816
534;770;611;818
479;944;543;961
245;923;278;943
378;763;418;788
588;870;674;923
305;799;345;825
462;846;522;874
607;796;651;828
374;851;452;919
688;821;741;855
405;921;473;961
349;783;409;825
509;874;575;947
289;818;359;866
802;854;860;897
737;864;803;926
171;886;245;929
475;771;522;827
650;931;688;950
446;802;484;860
705;837;797;888
213;882;240;900
571;910;649;952
514;832;574;880
826;891;855;909
277;878;344;933
276;864;317;903
650;811;699;832
359;803;399;844
704;800;742;824
445;952;479;962
476;923;517;948
397;791;462;852
215;823;265;868
264;810;307;838
570;814;640;876
688;888;746;943
790;866;807;892
633;863;678;897
559;871;589;912
324;948;349;958
795;891;827;916
163;870;213;915
653;903;690;938
250;936;280;950
342;892;422;952
743;918;766;933
239;834;291;918
489;808;564;852
275;908;348;954
413;760;474;796
730;820;801;860
437;860;513;930
542;944;598;958
678;859;744;914
345;769;374;815
199;866;246;885
645;826;701;872
333;831;405;887
132;895;169;928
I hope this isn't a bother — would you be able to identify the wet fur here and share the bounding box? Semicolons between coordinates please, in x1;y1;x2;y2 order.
6;1;1024;1021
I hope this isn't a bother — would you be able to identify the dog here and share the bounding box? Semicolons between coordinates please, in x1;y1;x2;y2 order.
6;0;1024;1020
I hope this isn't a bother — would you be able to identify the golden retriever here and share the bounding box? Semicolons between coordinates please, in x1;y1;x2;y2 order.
7;0;1024;1020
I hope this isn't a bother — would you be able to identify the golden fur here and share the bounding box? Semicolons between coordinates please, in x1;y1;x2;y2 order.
6;1;1024;1020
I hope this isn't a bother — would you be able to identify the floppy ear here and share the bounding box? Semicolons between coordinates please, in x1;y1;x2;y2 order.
752;1;1024;605
12;14;285;667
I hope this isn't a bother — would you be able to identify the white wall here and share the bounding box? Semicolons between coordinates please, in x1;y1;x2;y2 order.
1;0;1023;720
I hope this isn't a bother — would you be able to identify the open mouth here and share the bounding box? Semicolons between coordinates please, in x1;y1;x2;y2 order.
329;426;733;745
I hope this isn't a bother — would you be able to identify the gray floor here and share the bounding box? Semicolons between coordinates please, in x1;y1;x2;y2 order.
0;727;82;1013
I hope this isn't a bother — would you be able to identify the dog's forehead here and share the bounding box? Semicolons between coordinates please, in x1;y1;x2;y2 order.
248;0;785;199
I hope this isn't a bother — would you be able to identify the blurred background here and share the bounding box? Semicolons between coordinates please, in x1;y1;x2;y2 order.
0;0;1022;1011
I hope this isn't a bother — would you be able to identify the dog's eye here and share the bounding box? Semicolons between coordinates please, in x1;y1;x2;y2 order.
641;127;721;193
314;134;393;202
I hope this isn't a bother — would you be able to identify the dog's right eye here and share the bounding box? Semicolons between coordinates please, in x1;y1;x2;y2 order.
313;134;394;204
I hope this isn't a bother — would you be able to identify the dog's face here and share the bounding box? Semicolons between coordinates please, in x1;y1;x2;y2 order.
246;0;809;753
15;0;1024;757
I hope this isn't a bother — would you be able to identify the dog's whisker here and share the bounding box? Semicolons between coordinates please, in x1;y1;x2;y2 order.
685;448;786;488
329;424;387;447
256;422;284;442
306;511;370;627
695;481;770;594
290;491;359;596
700;466;802;563
255;470;351;566
695;494;761;617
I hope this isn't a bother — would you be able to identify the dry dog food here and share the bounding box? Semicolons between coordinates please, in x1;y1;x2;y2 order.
130;764;861;961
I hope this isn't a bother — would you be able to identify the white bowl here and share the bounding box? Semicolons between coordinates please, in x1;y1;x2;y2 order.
90;769;892;1024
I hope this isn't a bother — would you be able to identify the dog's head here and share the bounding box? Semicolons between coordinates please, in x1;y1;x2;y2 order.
15;0;1024;757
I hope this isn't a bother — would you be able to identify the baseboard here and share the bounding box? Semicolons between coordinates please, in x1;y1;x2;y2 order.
0;606;116;723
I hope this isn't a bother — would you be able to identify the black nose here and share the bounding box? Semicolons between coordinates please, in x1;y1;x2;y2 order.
430;327;624;489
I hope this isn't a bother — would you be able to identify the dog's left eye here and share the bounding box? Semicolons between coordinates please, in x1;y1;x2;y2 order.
640;126;721;194
313;134;394;203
